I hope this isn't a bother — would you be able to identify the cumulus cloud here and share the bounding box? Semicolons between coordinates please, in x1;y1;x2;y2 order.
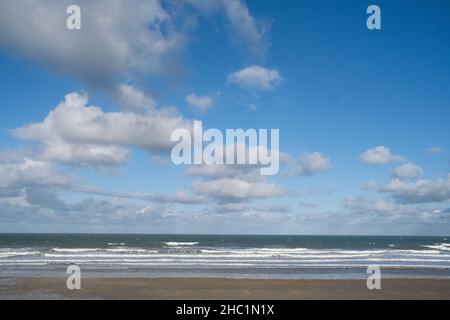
186;93;214;113
0;0;270;92
115;84;157;112
68;198;157;222
13;92;192;166
24;188;68;211
344;197;410;218
392;163;423;179
0;152;293;231
342;196;440;223
380;175;450;204
187;162;287;202
227;65;282;91
192;178;286;201
0;154;74;213
0;0;184;87
360;146;402;165
25;195;177;225
186;164;261;181
42;143;130;167
0;150;204;210
290;152;331;176
181;134;287;200
215;202;292;214
0;157;73;191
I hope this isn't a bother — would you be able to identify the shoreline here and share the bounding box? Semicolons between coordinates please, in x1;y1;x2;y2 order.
1;277;449;300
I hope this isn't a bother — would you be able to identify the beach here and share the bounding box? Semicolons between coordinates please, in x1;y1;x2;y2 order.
1;277;449;300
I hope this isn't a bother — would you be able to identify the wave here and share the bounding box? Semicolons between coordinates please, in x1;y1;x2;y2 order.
199;248;441;255
164;242;199;246
52;247;148;253
1;260;449;270
0;251;40;258
1;245;449;273
52;248;100;253
422;243;450;251
103;248;147;253
8;257;450;263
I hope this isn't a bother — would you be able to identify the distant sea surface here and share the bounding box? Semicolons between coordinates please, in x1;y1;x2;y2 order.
1;234;449;279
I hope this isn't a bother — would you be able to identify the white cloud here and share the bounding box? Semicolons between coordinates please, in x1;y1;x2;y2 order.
344;197;411;218
0;0;184;86
221;0;270;59
192;178;286;201
291;152;331;176
187;161;287;202
187;0;270;59
342;196;441;224
360;146;402;165
75;186;205;205
186;93;214;113
0;0;271;92
215;202;292;214
0;151;203;210
42;142;130;166
392;163;423;179
227;65;282;91
186;164;261;181
0;157;72;190
13;92;192;166
380;175;450;204
116;84;156;111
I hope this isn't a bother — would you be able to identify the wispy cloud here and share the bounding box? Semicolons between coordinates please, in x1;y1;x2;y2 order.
426;146;443;154
186;93;214;113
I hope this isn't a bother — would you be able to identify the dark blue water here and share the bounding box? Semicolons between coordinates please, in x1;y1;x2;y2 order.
1;234;449;279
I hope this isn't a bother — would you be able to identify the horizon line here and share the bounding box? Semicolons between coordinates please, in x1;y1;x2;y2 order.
0;232;448;237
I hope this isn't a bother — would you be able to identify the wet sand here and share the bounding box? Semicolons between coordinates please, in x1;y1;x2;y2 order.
1;277;449;300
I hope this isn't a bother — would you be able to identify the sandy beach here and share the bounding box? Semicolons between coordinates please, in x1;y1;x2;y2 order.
1;277;449;300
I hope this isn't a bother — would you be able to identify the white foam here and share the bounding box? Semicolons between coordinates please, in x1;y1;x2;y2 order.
52;248;100;253
421;243;450;251
105;248;147;253
1;245;449;272
164;242;199;246
0;251;40;258
1;260;448;269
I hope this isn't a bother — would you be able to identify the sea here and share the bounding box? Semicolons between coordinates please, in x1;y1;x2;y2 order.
0;234;449;279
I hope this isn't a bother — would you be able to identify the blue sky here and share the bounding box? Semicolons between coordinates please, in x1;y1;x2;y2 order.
0;0;449;235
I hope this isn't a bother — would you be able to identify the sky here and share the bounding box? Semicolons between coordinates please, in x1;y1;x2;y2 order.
0;0;449;235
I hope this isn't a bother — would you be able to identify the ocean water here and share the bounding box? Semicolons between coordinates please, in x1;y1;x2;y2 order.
0;234;449;279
